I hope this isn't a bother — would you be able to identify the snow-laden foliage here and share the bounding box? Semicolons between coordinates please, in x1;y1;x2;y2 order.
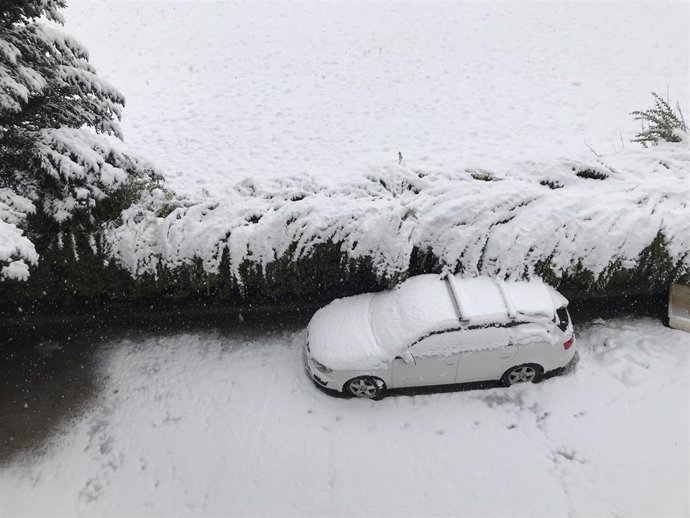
106;139;690;286
0;18;123;135
0;1;65;28
0;1;158;280
0;188;37;280
31;127;152;222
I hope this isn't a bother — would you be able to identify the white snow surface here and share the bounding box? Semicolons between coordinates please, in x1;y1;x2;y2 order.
1;318;688;516
62;0;689;193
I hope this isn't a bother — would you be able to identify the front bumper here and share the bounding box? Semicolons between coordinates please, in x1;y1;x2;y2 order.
303;347;338;389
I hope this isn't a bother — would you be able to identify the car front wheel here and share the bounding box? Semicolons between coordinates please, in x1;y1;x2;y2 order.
502;364;543;386
345;376;384;399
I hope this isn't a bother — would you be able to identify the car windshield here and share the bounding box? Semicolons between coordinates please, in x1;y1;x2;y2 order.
369;276;459;352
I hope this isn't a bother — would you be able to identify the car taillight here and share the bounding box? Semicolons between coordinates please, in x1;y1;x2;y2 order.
563;337;574;350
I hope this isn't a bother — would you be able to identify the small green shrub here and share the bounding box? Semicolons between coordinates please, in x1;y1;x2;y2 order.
631;92;686;147
540;180;563;189
576;169;608;180
467;169;496;182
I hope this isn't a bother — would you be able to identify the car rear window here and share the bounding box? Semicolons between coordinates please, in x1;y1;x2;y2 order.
555;307;570;332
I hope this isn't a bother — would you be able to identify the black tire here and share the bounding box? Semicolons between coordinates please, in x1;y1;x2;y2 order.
501;364;544;386
344;376;385;399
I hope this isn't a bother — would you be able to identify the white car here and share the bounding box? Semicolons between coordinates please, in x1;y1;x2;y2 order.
304;273;576;398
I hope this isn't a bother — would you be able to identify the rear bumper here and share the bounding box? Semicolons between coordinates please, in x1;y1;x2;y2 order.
546;351;579;378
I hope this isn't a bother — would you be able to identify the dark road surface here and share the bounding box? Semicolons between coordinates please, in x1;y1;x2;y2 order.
0;311;311;465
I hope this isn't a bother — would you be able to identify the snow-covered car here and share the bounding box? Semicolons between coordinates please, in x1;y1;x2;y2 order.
304;274;575;398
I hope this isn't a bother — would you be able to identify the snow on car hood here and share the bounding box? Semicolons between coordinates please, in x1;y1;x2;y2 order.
307;293;388;371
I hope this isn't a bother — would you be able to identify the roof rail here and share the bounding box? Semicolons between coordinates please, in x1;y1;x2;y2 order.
494;277;517;318
440;269;466;320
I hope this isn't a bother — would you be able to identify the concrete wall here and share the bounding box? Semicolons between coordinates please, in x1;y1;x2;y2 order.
669;284;690;333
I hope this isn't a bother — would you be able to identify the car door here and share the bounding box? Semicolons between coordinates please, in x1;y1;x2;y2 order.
454;327;518;382
391;330;464;388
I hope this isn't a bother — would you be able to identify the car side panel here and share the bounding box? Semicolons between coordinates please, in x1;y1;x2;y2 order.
512;338;576;373
389;330;468;388
390;355;459;388
455;345;519;382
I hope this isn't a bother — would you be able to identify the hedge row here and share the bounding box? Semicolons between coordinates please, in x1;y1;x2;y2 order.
1;223;687;317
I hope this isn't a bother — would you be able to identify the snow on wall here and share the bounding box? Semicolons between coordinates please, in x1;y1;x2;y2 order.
104;140;690;284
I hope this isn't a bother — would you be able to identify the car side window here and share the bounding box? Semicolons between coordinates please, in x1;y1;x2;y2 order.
555;307;569;332
408;330;466;358
509;323;551;345
455;327;512;353
409;327;514;357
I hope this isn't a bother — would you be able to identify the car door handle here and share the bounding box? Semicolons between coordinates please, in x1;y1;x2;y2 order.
499;354;512;359
445;362;456;366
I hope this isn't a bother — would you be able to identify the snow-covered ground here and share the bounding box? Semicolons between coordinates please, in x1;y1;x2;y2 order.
50;0;689;284
63;1;689;195
2;318;688;516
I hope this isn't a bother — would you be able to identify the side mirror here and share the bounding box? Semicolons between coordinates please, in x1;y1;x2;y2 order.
399;352;416;366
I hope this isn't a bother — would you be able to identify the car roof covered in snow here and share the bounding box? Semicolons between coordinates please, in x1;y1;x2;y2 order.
308;273;568;370
370;274;566;355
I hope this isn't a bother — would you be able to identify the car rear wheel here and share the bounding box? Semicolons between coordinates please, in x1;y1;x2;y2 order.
502;364;543;386
345;376;384;399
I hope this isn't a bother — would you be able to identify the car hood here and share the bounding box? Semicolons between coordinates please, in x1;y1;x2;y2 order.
307;293;389;371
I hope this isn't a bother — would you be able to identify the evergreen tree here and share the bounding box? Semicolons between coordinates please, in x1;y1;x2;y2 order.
0;0;160;281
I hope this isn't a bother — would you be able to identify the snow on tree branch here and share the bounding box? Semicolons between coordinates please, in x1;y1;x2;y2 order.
1;1;158;281
0;189;38;281
1;1;65;28
1;22;125;137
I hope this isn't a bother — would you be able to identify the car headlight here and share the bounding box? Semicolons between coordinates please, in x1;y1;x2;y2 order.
310;357;332;374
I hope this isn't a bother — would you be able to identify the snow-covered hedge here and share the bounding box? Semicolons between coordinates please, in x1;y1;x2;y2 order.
3;139;688;306
101;139;690;300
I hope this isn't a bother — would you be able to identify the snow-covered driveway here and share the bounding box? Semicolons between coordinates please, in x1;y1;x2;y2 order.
1;318;688;516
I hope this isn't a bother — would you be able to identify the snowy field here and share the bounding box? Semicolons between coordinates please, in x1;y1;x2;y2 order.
63;1;689;195
1;318;688;516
